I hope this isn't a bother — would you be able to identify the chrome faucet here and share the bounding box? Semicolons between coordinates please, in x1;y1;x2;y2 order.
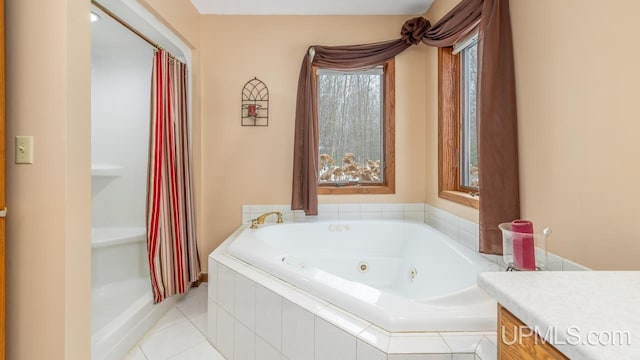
250;211;284;229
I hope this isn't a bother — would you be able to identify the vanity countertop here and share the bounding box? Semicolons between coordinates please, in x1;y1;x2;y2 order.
478;271;640;360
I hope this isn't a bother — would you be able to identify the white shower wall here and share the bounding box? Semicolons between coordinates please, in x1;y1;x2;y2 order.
91;50;153;228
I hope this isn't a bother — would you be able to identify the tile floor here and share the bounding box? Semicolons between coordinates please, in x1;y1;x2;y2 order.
123;284;224;360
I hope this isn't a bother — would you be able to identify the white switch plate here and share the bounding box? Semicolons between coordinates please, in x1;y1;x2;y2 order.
15;136;34;164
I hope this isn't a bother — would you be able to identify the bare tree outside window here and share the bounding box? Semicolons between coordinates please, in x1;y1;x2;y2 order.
460;40;478;190
317;67;383;184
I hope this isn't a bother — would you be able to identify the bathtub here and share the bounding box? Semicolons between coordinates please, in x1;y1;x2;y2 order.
91;227;179;360
226;220;497;333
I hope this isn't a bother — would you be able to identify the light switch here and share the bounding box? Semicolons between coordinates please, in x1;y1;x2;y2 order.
15;136;34;164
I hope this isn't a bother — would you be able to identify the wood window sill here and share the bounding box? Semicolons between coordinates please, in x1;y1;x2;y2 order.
439;190;479;209
319;184;395;195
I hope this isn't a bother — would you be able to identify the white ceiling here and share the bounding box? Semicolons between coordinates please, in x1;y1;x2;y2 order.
190;0;434;15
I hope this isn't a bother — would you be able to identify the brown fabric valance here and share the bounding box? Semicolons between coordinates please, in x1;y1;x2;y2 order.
292;0;519;254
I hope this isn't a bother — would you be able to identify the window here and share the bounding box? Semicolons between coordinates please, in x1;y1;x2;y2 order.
314;59;395;194
438;34;479;208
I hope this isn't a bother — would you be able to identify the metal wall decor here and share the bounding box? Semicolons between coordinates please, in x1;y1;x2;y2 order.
241;77;269;126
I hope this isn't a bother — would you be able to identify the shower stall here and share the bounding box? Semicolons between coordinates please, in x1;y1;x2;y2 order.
90;2;190;359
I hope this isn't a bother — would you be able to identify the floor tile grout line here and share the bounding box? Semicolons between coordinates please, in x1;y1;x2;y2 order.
163;338;209;360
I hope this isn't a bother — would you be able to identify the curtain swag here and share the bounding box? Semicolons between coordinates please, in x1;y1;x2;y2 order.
291;0;519;254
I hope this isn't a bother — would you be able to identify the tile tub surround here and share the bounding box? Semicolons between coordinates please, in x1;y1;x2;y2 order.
243;203;590;272
478;271;640;360
422;204;591;272
241;203;426;225
208;226;497;360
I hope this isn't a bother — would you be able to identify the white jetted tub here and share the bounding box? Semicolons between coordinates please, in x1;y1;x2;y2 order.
226;220;497;332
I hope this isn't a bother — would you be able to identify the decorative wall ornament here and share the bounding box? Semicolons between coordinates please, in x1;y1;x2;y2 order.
241;77;269;126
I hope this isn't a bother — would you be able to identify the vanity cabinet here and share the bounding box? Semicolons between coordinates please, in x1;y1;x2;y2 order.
498;305;568;360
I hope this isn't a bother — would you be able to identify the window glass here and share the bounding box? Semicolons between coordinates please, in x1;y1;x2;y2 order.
460;41;478;190
317;67;384;185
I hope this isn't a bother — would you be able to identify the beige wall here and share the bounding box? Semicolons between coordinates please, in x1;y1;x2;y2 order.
511;0;640;270
425;0;640;270
6;0;91;359
5;0;200;358
199;16;428;263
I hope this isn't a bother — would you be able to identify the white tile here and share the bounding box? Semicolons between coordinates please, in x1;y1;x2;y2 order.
339;203;361;213
358;326;390;353
481;254;499;264
293;210;308;221
191;313;207;336
424;216;435;227
255;336;281;360
485;333;497;347
435;209;461;229
443;223;459;241
273;204;292;213
452;354;476;360
440;332;490;353
216;255;249;274
177;285;208;320
250;205;274;213
403;203;424;212
218;264;235;314
207;299;217;345
430;217;445;233
235;274;256;330
282;299;315;360
388;355;451;360
209;259;219;302
257;274;296;298
357;339;387;360
282;211;295;222
474;337;496;360
242;205;251;213
167;341;224;360
540;251;560;271
360;203;382;212
317;212;339;221
382;203;403;212
234;320;256;360
281;289;327;314
315;317;357;360
387;333;451;354
139;321;206;360
361;212;383;220
234;263;269;284
459;218;479;235
403;212;424;223
316;305;370;337
148;307;186;334
318;204;339;212
255;284;283;351
458;230;479;252
216;306;235;360
423;203;435;215
123;346;147;360
382;211;403;220
339;212;362;220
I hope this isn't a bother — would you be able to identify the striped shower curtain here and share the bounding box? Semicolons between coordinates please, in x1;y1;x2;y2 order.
147;50;200;303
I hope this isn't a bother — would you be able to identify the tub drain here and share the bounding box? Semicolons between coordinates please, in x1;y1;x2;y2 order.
358;262;369;273
409;266;418;281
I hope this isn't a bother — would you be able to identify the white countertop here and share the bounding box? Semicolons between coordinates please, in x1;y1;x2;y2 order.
478;271;640;360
